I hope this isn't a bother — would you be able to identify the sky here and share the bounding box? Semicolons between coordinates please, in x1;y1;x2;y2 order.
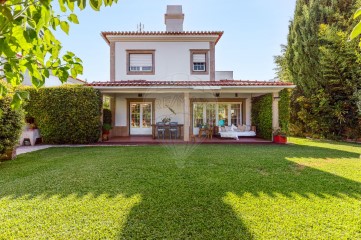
54;0;297;82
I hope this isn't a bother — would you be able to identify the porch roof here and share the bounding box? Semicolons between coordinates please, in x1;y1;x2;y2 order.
87;80;295;93
88;80;294;88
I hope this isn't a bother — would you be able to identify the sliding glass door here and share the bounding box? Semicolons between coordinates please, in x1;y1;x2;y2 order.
193;102;243;134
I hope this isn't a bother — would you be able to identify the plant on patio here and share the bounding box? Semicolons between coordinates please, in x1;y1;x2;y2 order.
0;81;24;160
102;108;112;140
273;128;287;144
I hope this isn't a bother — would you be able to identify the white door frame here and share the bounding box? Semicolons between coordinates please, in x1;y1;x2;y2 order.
130;102;152;135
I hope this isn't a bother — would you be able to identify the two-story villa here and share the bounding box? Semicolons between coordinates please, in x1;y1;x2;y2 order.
89;5;295;141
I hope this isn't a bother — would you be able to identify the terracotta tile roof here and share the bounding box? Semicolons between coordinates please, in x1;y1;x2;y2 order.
87;80;294;87
101;31;224;44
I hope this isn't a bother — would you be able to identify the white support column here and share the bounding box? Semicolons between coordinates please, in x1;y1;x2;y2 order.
272;92;280;130
245;97;252;125
183;92;190;141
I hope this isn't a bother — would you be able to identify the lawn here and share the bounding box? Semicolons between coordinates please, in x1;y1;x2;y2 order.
0;138;361;239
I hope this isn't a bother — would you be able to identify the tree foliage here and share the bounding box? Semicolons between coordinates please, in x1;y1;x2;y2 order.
0;0;117;108
276;0;361;140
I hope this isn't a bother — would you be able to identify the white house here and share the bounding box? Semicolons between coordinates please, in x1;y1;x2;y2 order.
89;5;295;141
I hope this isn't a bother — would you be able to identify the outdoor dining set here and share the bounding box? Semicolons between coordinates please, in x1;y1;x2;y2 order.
153;122;182;139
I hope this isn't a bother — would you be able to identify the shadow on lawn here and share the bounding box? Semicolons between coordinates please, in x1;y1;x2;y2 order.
0;143;360;239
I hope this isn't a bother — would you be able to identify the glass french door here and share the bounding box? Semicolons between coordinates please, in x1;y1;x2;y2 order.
130;102;152;135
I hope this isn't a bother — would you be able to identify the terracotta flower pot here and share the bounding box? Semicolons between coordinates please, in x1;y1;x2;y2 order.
273;135;287;144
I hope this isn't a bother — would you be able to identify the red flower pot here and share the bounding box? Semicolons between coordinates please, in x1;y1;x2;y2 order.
273;135;287;144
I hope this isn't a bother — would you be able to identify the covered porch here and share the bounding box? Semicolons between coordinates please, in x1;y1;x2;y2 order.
89;80;295;142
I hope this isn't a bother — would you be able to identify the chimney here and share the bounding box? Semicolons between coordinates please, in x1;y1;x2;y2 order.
165;5;184;32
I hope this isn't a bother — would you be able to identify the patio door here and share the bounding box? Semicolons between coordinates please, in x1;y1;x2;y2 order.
130;102;152;135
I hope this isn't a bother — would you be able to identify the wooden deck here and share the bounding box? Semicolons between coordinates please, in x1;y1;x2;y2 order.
98;135;272;145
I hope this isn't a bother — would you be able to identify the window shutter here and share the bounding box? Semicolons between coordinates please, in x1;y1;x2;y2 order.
130;54;152;67
193;53;206;63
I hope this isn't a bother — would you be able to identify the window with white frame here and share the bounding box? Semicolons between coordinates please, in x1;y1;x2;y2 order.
190;50;208;74
127;50;155;75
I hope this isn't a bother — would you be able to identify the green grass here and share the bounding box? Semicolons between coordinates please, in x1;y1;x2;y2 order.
0;138;361;239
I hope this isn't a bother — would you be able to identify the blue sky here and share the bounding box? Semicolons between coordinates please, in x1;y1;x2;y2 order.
55;0;296;82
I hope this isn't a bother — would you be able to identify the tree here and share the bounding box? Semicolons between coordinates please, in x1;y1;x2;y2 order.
0;0;117;109
276;0;361;139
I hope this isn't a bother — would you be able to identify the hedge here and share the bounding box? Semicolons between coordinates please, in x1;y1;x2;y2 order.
252;94;273;140
25;85;102;144
251;89;291;140
0;81;24;159
279;89;291;132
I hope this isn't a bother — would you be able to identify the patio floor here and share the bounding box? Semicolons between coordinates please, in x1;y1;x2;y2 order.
100;135;272;145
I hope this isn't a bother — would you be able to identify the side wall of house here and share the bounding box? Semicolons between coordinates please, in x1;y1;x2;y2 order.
114;42;210;81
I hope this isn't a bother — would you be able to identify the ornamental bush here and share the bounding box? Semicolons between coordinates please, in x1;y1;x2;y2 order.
251;90;291;140
0;81;24;159
279;89;291;132
25;85;102;144
252;94;273;140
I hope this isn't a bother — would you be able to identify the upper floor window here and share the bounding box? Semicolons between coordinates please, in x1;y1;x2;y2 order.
127;50;155;75
190;50;209;75
193;54;206;71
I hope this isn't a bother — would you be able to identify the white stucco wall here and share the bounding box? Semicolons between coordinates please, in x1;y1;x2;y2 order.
115;42;210;81
114;93;185;127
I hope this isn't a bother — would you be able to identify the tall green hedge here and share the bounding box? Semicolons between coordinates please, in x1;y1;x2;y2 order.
25;85;102;144
0;81;24;159
279;89;291;132
252;94;273;140
251;90;291;140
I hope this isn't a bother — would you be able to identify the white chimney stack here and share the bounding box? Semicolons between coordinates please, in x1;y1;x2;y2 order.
165;5;184;32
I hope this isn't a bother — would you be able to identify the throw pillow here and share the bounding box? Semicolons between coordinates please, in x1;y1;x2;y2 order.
238;125;246;132
245;125;251;131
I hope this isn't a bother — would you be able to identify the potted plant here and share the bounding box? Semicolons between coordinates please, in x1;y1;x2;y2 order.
102;123;112;141
273;128;287;144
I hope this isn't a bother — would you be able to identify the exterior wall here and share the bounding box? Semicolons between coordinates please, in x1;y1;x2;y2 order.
215;71;233;80
112;92;253;137
115;42;210;81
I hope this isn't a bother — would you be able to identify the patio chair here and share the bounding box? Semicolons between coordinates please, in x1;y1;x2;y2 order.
169;122;178;139
156;122;166;139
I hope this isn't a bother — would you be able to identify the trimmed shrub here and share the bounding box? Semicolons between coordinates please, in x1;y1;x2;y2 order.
252;94;273;140
25;85;102;144
0;82;24;160
251;91;291;140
